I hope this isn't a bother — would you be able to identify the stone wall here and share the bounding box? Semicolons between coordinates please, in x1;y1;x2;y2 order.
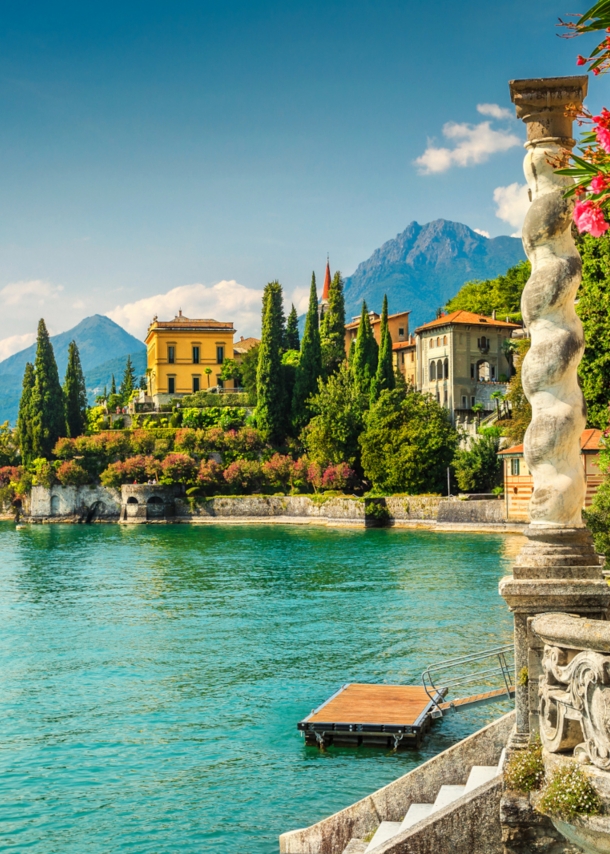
437;498;506;525
176;495;371;526
28;484;121;521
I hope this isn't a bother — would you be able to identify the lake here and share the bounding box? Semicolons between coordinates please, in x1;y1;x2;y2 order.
0;522;518;853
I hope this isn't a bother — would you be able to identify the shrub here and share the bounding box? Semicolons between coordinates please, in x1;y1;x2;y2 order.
453;427;503;493
174;428;198;454
289;457;310;492
100;455;160;487
32;458;56;488
321;462;355;491
223;459;263;493
504;741;544;794
197;459;224;494
56;460;90;486
307;460;323;491
53;437;78;459
131;429;156;456
0;466;21;486
223;427;265;462
262;454;293;491
537;765;602;821
160;453;198;485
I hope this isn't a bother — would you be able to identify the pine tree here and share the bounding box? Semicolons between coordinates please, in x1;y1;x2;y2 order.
63;341;88;438
370;294;395;402
351;301;378;395
121;355;137;401
17;362;35;465
320;270;346;376
285;304;300;351
110;375;117;395
29;318;65;459
256;281;287;443
292;273;323;432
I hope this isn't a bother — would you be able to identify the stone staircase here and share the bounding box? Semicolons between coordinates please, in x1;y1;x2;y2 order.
343;754;505;854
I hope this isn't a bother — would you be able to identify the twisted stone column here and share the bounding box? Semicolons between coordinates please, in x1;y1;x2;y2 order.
499;77;610;750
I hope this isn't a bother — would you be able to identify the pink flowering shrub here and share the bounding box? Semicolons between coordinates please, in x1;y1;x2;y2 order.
307;460;323;491
197;459;224;494
100;455;160;487
262;454;293;491
223;459;263;493
0;466;20;486
160;453;198;484
573;199;610;237
289;457;310;492
55;460;90;486
320;462;356;491
130;429;156;455
174;428;198;454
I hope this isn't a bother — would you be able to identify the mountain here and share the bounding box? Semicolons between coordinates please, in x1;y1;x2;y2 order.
0;315;146;424
343;220;526;329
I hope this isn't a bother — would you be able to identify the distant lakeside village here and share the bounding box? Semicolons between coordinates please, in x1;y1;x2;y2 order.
1;244;609;540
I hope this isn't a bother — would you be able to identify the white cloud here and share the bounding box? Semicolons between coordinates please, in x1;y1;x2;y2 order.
0;279;63;306
0;331;36;361
477;103;513;121
415;120;521;174
493;182;530;236
474;228;490;238
107;280;266;342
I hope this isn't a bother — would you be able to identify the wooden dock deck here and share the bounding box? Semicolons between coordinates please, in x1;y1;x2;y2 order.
298;683;444;748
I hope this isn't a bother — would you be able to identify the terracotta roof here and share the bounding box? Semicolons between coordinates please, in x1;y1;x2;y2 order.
321;259;331;302
345;310;411;330
392;340;415;351
148;313;234;333
415;310;520;333
233;336;260;352
498;428;603;456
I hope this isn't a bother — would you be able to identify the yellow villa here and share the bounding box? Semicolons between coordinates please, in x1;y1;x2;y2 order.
145;311;236;405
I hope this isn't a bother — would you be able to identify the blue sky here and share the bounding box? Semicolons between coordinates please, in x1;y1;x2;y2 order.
0;0;604;354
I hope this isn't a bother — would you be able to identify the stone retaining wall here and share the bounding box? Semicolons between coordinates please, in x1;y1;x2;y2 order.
437;498;507;525
28;484;121;521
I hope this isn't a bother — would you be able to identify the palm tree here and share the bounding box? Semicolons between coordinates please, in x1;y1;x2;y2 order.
502;338;518;376
471;402;484;427
490;390;505;420
205;367;213;388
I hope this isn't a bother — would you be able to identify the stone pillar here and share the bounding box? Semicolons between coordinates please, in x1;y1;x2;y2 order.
499;76;610;750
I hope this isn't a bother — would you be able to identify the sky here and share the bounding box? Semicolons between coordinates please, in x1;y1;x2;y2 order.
0;0;606;358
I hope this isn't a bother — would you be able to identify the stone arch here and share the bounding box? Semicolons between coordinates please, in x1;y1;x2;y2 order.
477;359;491;382
429;361;436;381
50;495;60;516
443;335;447;346
444;357;449;379
436;359;443;379
147;495;165;518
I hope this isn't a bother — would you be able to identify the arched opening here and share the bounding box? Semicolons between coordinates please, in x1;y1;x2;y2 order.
126;495;139;517
127;496;138;504
436;336;440;347
443;335;447;346
444;358;449;379
429;361;436;381
477;360;491;382
147;495;165;518
50;495;60;516
436;359;443;379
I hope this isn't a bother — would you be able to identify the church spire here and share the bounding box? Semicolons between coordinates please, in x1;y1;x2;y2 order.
321;254;331;303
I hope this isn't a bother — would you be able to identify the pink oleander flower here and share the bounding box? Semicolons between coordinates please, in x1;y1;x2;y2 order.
595;125;610;153
577;55;587;66
573;199;610;237
590;174;609;193
594;67;601;76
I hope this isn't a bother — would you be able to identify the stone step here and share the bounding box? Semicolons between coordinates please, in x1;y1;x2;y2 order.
364;822;402;853
498;747;507;771
464;765;499;793
431;784;466;812
399;802;434;831
342;840;368;854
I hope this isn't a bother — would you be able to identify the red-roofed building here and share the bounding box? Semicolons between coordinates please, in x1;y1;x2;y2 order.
344;310;411;355
414;310;521;424
498;428;604;521
318;258;332;322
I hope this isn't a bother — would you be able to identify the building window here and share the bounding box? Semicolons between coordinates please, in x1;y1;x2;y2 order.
168;346;175;364
470;363;475;379
444;357;449;379
430;361;436;381
471;396;475;407
443;335;447;346
436;336;441;347
192;376;200;393
216;345;224;364
511;458;520;476
192;346;200;364
168;377;175;394
443;389;448;405
491;365;496;380
462;395;467;408
430;337;434;348
411;351;414;362
398;327;405;338
437;359;443;379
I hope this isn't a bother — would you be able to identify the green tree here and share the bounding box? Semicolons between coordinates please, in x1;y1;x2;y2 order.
256;281;286;443
63;341;88;438
285;304;300;351
446;260;531;322
320;271;346;376
351;301;378;395
453;427;503;493
292;273;323;432
110;374;117;395
303;363;368;469
120;355;137;401
219;358;243;387
29;319;65;459
17;362;35;465
0;422;18;466
370;294;395;402
240;344;259;403
360;389;459;493
501;338;532;445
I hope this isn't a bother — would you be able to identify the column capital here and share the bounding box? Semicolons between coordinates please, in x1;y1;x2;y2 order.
509;75;588;144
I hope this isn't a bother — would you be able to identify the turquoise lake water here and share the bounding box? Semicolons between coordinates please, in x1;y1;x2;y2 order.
0;522;518;853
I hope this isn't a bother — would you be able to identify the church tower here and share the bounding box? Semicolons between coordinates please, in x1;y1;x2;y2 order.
318;256;331;321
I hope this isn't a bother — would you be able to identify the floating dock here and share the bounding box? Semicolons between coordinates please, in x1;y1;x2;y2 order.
298;683;446;749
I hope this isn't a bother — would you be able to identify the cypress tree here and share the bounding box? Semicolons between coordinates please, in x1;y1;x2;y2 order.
256;281;286;443
285;304;300;351
64;341;88;438
121;355;136;401
30;318;65;459
320;270;346;377
110;374;117;395
351;301;378;395
17;362;35;465
370;294;395;402
292;273;323;433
